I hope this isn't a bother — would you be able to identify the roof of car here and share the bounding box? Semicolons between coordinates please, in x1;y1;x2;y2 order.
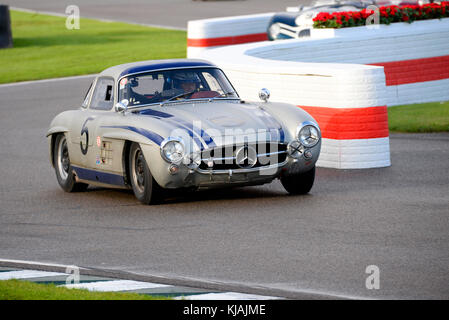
99;59;217;80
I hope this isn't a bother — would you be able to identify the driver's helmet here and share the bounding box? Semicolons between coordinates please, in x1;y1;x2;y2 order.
172;72;201;90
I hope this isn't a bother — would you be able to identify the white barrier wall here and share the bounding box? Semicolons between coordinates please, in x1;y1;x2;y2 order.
187;16;449;169
187;13;274;57
248;19;449;106
193;46;390;169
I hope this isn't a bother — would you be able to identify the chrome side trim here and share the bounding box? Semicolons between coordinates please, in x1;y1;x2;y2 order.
201;156;236;162
257;150;287;158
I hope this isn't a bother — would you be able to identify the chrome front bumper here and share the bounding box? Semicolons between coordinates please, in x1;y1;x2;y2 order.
148;140;321;189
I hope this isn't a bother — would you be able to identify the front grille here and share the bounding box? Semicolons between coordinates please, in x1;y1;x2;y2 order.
198;143;287;171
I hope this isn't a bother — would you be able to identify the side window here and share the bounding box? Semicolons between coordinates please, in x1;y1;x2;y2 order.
202;72;223;94
82;82;93;108
90;78;114;110
126;74;164;106
130;74;164;96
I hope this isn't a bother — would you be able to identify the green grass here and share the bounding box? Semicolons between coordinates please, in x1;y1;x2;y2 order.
0;279;170;300
0;10;186;84
388;101;449;133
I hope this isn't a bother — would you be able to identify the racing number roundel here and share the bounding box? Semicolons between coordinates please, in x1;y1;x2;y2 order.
80;117;95;155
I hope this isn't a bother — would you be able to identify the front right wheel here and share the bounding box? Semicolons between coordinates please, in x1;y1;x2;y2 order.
280;166;316;195
129;142;162;205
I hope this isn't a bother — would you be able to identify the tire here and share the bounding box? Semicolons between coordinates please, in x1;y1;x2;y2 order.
53;134;88;192
280;166;316;195
129;142;162;205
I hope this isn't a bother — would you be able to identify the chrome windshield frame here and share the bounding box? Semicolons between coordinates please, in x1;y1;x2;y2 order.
116;66;240;107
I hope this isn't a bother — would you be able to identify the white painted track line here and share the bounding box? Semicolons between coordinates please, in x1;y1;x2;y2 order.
0;262;286;299
0;270;67;280
62;280;172;292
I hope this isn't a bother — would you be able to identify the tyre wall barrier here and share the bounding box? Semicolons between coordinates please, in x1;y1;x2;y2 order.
254;18;449;107
187;13;274;57
192;46;390;169
187;16;449;168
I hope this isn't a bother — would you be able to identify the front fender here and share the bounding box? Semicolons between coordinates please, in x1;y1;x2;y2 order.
47;110;79;137
252;101;320;143
47;112;74;167
46;125;69;137
139;143;190;188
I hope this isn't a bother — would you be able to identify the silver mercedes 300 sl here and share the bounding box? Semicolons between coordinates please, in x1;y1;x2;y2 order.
47;59;321;204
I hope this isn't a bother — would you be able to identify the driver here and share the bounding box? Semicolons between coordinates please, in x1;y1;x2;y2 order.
173;72;201;96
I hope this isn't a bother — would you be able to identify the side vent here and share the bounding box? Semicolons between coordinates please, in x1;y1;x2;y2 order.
101;141;113;165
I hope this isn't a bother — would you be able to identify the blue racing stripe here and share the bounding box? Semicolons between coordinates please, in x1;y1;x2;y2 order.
163;118;205;150
138;109;174;118
72;166;125;186
119;61;216;79
138;111;214;150
101;126;164;145
257;110;285;143
174;118;216;148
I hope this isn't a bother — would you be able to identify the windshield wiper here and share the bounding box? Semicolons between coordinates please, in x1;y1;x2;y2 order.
162;90;196;104
211;91;238;100
160;90;238;106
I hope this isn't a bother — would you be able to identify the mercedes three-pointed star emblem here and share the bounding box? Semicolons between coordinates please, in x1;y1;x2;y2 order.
235;144;258;168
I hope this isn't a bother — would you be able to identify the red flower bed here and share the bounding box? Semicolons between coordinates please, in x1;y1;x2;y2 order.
313;1;449;28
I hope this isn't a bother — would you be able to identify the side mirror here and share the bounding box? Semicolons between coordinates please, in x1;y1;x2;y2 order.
258;88;270;102
115;99;129;113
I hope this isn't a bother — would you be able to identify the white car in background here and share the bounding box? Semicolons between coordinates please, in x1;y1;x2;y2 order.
267;0;428;40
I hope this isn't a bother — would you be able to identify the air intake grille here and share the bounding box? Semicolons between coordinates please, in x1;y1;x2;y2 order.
199;143;287;170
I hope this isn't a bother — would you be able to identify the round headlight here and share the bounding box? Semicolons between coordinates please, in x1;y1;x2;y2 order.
161;139;184;164
298;124;320;148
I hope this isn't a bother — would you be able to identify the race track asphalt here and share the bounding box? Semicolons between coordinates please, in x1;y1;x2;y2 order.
0;76;448;299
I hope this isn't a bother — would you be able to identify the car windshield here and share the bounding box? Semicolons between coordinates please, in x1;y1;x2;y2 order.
118;67;239;107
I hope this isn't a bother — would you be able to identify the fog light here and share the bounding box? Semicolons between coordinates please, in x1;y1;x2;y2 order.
304;150;313;160
185;152;201;169
287;140;304;159
169;164;179;174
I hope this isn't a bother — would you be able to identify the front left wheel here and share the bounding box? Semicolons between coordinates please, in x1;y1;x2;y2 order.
280;166;316;195
129;142;163;205
53;133;88;192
